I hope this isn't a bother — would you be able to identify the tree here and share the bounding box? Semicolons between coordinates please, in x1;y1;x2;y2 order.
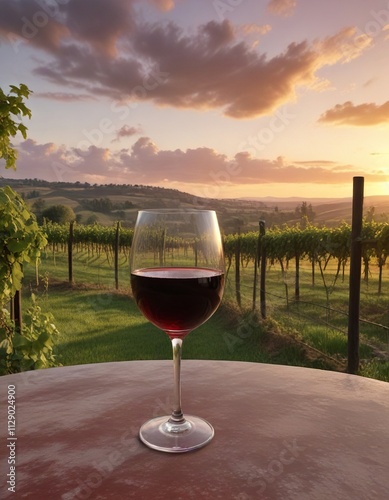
42;204;76;224
81;197;114;213
86;214;99;224
295;201;315;222
31;198;46;223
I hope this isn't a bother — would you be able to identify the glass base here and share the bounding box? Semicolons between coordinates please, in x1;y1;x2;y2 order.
139;415;214;453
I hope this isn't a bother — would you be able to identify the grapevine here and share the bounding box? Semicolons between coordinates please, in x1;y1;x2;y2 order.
42;220;388;294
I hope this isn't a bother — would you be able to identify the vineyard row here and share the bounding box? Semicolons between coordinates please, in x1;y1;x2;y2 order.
42;220;389;265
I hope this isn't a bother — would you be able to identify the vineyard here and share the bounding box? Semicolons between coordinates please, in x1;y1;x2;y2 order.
28;219;388;382
42;220;389;292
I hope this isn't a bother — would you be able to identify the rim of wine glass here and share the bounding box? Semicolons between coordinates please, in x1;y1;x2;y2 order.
137;209;217;215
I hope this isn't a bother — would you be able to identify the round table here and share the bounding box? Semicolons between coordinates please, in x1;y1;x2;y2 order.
1;360;388;499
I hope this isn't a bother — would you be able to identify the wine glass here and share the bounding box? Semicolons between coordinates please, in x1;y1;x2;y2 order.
130;209;225;453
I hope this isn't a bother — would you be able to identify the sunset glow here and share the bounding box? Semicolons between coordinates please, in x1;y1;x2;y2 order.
0;0;388;199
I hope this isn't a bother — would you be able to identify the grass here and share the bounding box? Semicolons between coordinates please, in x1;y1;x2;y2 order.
224;257;389;381
18;249;389;382
20;282;307;368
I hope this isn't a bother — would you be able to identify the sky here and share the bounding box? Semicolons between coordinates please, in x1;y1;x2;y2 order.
0;0;389;200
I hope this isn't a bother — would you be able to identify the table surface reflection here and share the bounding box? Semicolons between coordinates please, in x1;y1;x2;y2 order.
0;360;388;499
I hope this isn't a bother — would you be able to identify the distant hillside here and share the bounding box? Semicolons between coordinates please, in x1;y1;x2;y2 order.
1;178;389;231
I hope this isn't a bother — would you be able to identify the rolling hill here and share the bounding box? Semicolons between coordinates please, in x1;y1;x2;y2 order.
1;178;389;231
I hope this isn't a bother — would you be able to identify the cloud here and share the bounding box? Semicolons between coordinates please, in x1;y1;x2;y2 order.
295;160;338;166
34;92;96;101
5;137;386;188
112;125;143;142
230;152;376;184
267;0;297;17
148;0;176;11
319;100;389;126
363;77;377;88
65;0;136;57
128;23;372;118
240;24;272;36
313;27;372;65
118;137;229;183
0;0;69;51
0;2;373;119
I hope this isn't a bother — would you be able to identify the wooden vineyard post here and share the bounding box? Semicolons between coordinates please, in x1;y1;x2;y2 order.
10;290;22;333
115;221;120;290
159;229;166;266
234;218;242;307
68;221;74;284
347;176;364;374
252;222;260;311
235;222;241;308
295;252;300;301
259;220;266;319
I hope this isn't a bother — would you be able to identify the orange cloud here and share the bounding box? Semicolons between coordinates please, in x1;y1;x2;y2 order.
267;0;297;17
129;24;371;119
240;24;272;36
319;101;389;126
313;27;372;65
149;0;176;11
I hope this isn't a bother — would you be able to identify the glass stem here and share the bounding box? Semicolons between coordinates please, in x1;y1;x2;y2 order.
169;337;185;423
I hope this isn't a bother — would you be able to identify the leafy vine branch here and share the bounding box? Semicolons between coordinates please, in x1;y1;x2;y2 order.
0;84;31;170
0;84;60;375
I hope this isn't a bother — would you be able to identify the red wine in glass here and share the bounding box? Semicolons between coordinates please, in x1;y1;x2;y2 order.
131;267;224;338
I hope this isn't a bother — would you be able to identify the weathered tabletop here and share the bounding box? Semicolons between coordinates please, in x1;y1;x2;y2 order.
1;360;388;499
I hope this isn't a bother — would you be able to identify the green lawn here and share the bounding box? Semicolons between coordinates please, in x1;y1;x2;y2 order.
21;283;308;368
